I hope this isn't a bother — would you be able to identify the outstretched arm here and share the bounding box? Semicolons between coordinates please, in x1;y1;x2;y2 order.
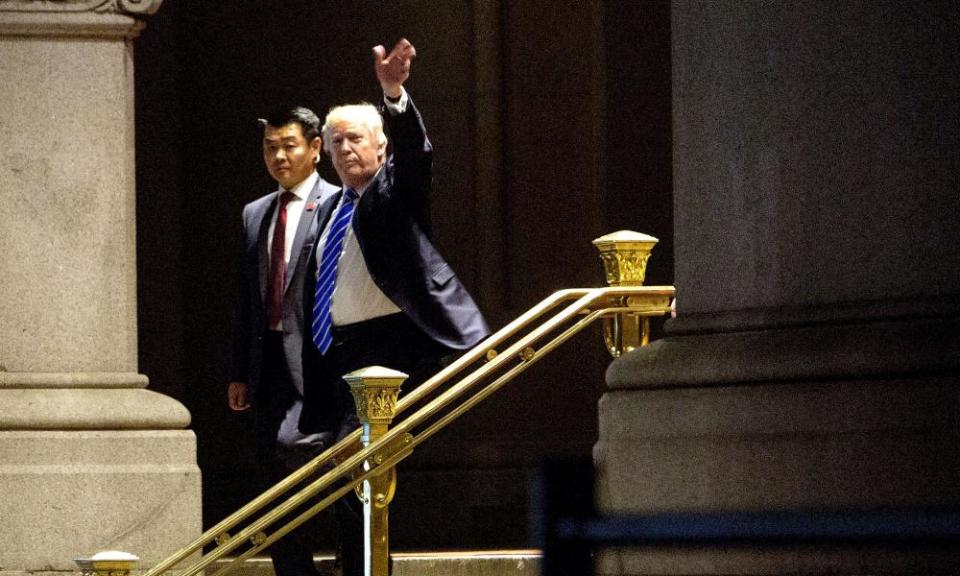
373;39;433;232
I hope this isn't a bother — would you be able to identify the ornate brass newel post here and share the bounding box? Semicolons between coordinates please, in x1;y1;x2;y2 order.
593;231;661;358
345;366;410;576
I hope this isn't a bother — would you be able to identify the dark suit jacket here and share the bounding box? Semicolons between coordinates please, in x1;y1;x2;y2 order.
300;96;489;431
231;174;341;398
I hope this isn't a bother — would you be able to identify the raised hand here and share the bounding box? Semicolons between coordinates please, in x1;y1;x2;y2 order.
227;381;250;411
373;38;416;98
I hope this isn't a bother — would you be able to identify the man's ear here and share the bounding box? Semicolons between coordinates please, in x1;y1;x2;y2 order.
377;135;388;160
310;136;322;163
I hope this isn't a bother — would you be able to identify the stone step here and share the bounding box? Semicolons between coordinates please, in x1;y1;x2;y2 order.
211;550;542;576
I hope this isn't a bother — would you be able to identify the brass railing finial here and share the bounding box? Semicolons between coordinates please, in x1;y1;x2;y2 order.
592;230;658;286
593;231;661;357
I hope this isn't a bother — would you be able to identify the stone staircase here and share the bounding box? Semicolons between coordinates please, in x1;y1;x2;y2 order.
211;550;541;576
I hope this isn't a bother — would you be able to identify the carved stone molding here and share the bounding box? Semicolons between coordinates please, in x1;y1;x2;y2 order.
0;0;162;15
608;315;960;390
0;0;161;36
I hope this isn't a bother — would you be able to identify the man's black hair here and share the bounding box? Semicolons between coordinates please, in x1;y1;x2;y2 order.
260;106;321;142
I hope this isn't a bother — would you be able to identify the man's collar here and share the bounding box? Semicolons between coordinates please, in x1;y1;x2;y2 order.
276;171;318;200
348;165;385;198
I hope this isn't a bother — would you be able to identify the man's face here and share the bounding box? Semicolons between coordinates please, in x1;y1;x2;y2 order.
327;120;386;189
262;123;320;190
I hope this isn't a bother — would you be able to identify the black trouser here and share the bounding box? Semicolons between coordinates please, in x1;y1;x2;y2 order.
303;313;453;576
255;331;350;576
327;312;451;394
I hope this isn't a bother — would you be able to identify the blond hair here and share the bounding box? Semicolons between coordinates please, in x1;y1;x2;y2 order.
321;103;387;154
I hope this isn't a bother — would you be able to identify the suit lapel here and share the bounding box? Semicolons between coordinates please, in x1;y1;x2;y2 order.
254;195;276;305
284;178;324;291
351;167;388;246
305;188;342;280
315;188;342;239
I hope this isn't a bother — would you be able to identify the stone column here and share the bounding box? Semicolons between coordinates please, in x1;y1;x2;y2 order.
0;1;200;571
596;1;960;574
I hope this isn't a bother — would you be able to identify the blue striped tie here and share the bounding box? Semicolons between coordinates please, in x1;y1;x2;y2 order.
311;189;358;353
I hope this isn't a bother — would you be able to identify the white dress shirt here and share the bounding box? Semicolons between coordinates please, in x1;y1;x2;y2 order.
314;91;410;326
316;169;402;326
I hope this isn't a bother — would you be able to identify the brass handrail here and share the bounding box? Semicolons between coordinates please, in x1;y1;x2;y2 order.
143;284;673;576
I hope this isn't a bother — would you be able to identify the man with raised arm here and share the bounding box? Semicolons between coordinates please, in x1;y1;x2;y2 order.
301;40;490;573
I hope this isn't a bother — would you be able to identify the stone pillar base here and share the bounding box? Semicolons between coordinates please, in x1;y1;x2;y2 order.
0;430;201;571
595;313;960;573
596;376;960;573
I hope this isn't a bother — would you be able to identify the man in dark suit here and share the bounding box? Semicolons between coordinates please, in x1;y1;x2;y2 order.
226;105;340;576
301;38;489;434
300;39;490;574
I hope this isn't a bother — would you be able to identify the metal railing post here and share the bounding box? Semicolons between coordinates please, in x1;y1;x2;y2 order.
344;366;409;576
592;231;661;358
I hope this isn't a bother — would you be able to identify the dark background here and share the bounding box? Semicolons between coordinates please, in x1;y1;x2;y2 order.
134;0;672;550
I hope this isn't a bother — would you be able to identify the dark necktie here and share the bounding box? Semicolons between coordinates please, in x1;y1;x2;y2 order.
267;191;294;328
311;189;358;353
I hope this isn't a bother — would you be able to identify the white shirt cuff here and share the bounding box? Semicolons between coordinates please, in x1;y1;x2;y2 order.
383;88;409;114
